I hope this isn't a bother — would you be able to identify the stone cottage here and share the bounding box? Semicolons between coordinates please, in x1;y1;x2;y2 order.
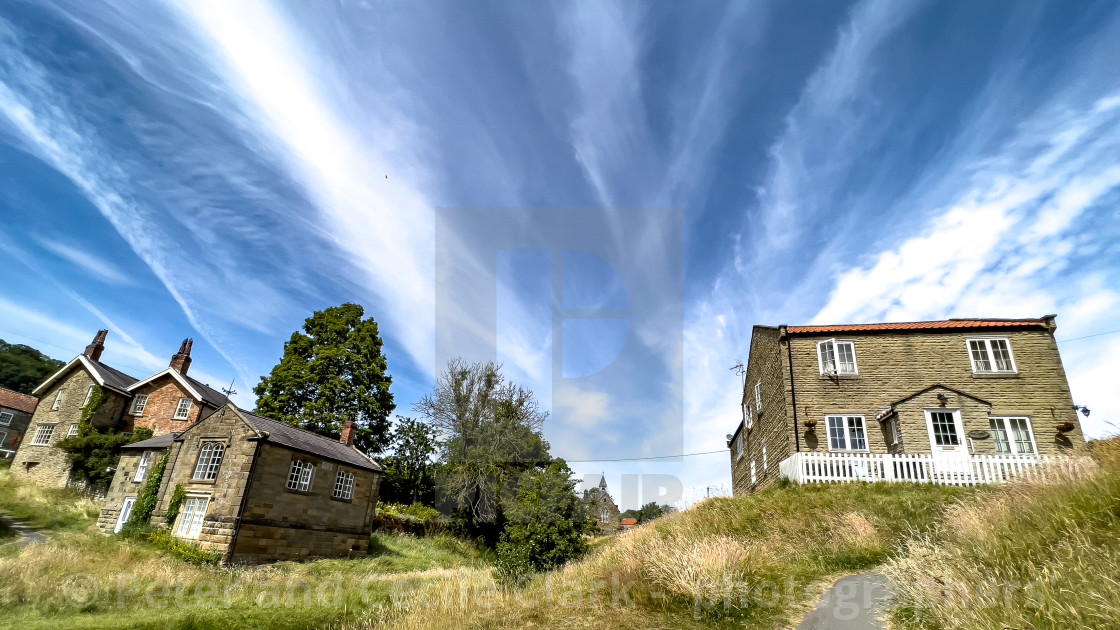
98;404;383;563
584;475;621;532
728;316;1088;495
11;330;138;486
0;386;38;460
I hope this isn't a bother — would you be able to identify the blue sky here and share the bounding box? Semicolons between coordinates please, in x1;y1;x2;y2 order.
2;0;1119;508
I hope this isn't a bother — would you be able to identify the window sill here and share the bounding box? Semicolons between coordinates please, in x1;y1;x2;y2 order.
819;374;860;380
285;487;313;496
826;449;871;454
971;372;1019;379
188;479;217;485
330;496;353;503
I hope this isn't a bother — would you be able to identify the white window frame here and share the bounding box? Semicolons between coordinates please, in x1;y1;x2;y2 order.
966;337;1017;374
286;459;315;492
825;415;869;452
0;430;7;447
51;388;66;411
175;495;210;538
889;418;901;446
762;442;768;470
0;411;13;426
115;497;136;534
754;381;763;413
67;423;79;437
817;339;858;375
743;401;753;430
31;423;57;446
134;450;153;482
735;431;744;460
601;508;609;523
83;384;95;407
173;397;193;420
989;416;1037;456
750;458;757;484
924;408;965;453
130;394;149;416
192;442;225;480
333;470;355;500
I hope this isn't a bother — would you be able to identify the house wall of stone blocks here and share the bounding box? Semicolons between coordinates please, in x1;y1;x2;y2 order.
96;448;164;533
11;369;129;487
730;326;793;495
231;442;380;562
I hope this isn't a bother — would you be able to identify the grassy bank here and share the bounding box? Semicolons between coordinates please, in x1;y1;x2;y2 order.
0;471;100;531
886;438;1120;629
356;481;983;630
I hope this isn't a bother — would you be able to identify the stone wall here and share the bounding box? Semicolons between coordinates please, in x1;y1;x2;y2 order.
126;376;209;436
10;368;129;487
731;326;792;495
593;491;621;532
786;327;1086;457
231;442;381;561
150;407;259;558
96;448;167;533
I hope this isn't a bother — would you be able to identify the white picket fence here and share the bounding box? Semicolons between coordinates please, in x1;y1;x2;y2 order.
778;451;1090;487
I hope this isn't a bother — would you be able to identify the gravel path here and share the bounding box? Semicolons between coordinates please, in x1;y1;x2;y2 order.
798;571;890;630
0;511;47;548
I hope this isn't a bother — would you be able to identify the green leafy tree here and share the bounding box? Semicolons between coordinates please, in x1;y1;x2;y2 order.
0;339;63;394
380;416;438;505
58;385;152;490
496;460;593;585
254;303;395;453
415;359;549;541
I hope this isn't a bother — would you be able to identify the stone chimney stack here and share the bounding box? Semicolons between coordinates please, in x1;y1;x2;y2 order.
340;420;357;446
84;330;108;362
170;338;193;375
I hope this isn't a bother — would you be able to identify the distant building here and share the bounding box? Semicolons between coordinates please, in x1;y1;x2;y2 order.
0;386;38;459
728;316;1088;494
620;517;638;530
98;404;383;563
584;475;621;532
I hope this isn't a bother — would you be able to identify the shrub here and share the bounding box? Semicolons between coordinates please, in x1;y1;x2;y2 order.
373;501;449;536
146;528;221;565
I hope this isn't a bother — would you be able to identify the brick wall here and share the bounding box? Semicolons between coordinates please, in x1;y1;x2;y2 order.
786;327;1086;457
126;376;210;436
11;368;128;487
730;327;792;495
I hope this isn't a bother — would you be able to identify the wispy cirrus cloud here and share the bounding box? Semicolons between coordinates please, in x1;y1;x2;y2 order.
34;237;135;286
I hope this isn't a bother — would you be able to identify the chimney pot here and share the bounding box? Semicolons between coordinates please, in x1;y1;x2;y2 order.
340;421;357;446
170;338;193;375
84;330;108;362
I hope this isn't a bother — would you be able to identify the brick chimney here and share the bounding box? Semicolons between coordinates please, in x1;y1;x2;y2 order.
340;420;357;446
169;338;193;375
84;330;108;362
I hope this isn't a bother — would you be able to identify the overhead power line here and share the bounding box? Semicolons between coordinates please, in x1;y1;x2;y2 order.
565;449;726;463
1058;328;1120;344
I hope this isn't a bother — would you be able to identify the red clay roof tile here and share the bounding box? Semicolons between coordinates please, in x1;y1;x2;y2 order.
786;318;1048;334
0;386;39;414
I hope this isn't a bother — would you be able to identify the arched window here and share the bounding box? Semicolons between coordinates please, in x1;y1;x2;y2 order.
601;509;609;523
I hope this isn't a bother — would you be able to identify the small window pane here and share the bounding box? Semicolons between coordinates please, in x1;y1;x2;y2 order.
333;471;355;500
135;451;152;482
819;340;837;373
836;342;857;374
754;382;763;412
990;339;1014;371
847;416;867;450
32;423;56;445
1008;418;1034;454
0;412;12;426
52;389;66;410
131;394;149;415
750;459;756;483
67;424;79;437
83;385;95;407
192;442;224;480
990;418;1010;453
969;340;992;372
930;412;959;446
827;416;846;450
174;398;192;420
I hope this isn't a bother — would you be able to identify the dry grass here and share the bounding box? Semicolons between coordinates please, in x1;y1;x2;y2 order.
885;438;1120;629
0;470;100;531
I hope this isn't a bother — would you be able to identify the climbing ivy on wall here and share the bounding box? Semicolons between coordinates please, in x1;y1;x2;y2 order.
128;451;169;527
58;385;154;491
165;484;187;528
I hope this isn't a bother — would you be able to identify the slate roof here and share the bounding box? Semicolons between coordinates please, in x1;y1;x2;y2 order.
182;374;230;407
0;386;38;414
86;359;140;392
122;432;180;450
236;408;382;472
787;318;1050;335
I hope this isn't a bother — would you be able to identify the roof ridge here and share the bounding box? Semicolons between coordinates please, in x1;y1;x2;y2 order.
237;407;356;447
0;384;37;399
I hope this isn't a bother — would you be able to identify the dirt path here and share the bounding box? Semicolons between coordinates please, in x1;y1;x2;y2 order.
797;571;890;630
0;512;47;548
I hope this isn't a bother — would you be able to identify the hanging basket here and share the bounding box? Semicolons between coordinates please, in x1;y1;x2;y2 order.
802;419;818;430
1055;421;1075;433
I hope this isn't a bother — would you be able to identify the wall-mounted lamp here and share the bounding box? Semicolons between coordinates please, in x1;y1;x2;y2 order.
1073;405;1090;418
936;393;949;405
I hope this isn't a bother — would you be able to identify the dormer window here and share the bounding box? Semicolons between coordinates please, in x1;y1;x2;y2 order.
967;338;1016;373
173;398;193;420
818;339;858;375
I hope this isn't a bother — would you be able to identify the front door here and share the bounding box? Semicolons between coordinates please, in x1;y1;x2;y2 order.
115;497;136;533
925;408;968;477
